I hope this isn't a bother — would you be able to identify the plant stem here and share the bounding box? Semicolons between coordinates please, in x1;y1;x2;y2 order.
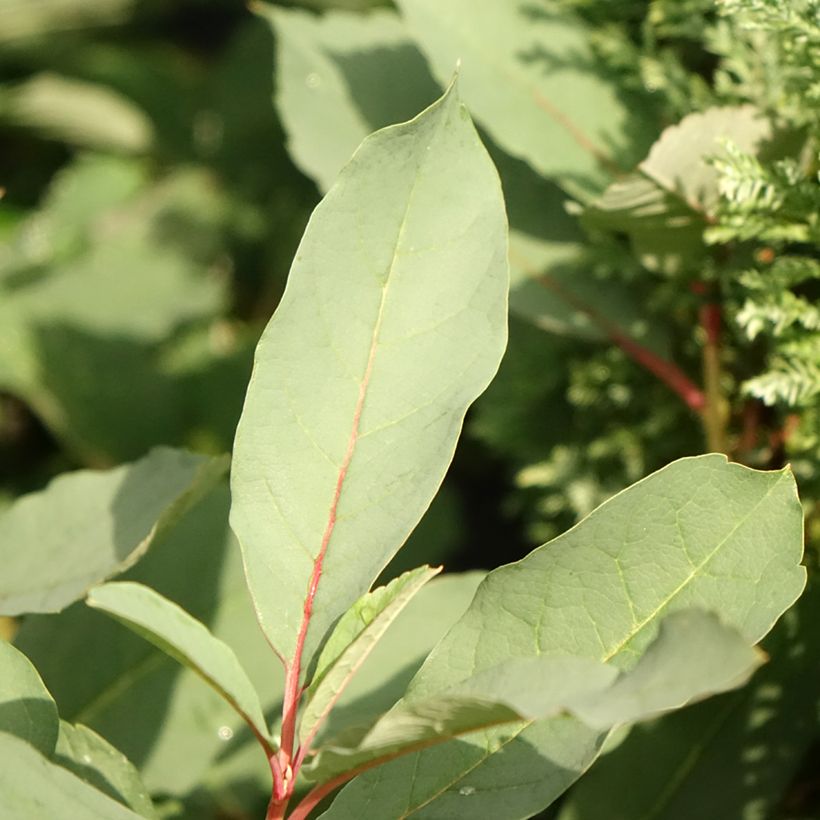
699;301;728;453
535;272;706;412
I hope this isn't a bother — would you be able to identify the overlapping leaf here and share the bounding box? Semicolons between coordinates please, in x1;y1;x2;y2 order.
0;640;59;756
395;0;658;197
0;733;142;820
321;455;804;819
0;447;227;616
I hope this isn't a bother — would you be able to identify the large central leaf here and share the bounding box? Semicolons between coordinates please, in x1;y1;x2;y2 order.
229;83;508;675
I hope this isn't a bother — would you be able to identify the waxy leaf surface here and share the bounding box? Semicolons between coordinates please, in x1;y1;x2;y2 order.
86;581;271;745
322;455;804;819
0;447;227;616
230;83;508;673
0;640;59;756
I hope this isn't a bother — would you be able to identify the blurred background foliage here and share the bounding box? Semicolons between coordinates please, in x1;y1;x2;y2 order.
1;0;818;817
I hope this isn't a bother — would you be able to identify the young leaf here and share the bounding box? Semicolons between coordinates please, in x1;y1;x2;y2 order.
0;640;59;756
0;732;142;820
395;0;658;197
55;722;157;818
230;82;508;681
0;447;228;616
86;581;272;748
299;565;440;752
320;455;805;819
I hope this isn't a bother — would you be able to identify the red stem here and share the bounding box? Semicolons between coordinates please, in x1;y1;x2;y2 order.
537;273;706;412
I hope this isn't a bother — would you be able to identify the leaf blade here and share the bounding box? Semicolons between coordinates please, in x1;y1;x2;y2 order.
0;447;228;616
230;81;509;674
86;581;271;746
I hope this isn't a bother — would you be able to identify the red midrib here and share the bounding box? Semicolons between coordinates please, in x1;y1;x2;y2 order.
278;289;387;768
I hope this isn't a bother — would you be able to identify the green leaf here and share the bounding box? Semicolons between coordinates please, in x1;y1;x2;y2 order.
268;5;660;345
308;610;760;783
86;581;271;746
583;106;773;275
0;0;133;43
0;640;59;756
299;565;440;749
230;82;508;673
55;722;156;817
14;485;279;801
0;73;154;153
557;580;820;820
321;455;805;819
0;733;142;820
267;6;440;192
568;610;763;729
0;447;228;616
395;0;658;197
318;571;486;743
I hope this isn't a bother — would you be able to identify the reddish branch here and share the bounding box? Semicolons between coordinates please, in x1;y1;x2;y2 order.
537;273;706;412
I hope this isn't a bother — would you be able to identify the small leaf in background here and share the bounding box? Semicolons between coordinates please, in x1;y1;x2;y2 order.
0;73;154;154
55;721;157;818
582;106;773;275
230;81;508;674
395;0;659;197
299;565;440;750
0;640;59;756
87;581;272;747
321;455;804;819
0;447;228;615
0;732;142;820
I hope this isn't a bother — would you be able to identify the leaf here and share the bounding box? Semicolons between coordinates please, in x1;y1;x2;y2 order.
268;5;661;345
0;640;59;756
317;571;486;743
568;610;763;729
557;580;820;820
86;581;271;746
14;485;279;801
55;722;157;818
0;733;142;820
0;160;230;460
267;6;440;191
229;82;508;674
0;0;133;43
299;566;440;749
321;455;805;819
307;610;760;783
0;447;228;616
395;0;658;197
582;106;773;275
0;73;154;153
